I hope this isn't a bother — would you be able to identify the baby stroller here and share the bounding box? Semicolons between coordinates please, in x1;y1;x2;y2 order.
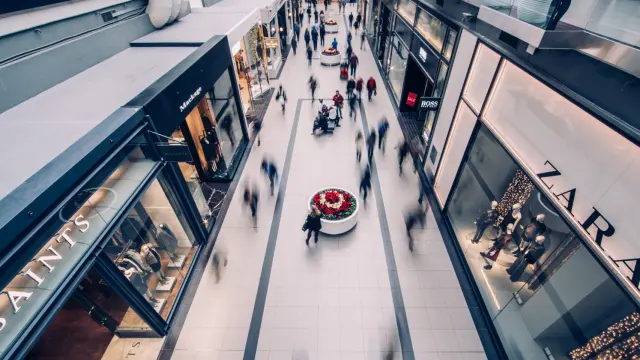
339;62;348;80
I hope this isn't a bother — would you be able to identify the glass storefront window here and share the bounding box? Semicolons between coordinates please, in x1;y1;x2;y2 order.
396;0;416;24
433;61;448;97
415;9;446;52
212;71;245;173
105;176;198;320
462;43;500;112
443;28;457;60
446;124;639;359
388;36;409;102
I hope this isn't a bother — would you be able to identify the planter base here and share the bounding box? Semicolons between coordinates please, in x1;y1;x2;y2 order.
325;23;339;33
320;52;342;66
308;188;359;235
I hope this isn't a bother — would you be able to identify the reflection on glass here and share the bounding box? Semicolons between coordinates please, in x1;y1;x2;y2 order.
446;124;640;359
388;37;409;102
396;0;416;24
177;162;213;229
434;61;448;97
462;43;501;112
212;71;245;174
106;178;198;320
443;28;457;60
415;9;446;52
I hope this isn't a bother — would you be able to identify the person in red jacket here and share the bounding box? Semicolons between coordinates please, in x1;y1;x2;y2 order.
332;90;344;125
366;76;377;102
355;77;364;102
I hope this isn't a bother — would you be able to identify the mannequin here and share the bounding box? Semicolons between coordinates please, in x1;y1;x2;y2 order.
118;264;158;304
141;243;167;284
156;223;179;258
500;203;522;232
124;249;152;273
507;235;546;282
481;223;513;270
515;214;547;254
471;201;499;244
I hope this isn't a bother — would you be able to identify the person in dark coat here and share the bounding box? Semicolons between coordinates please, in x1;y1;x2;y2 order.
252;118;263;146
307;6;312;21
353;19;360;34
396;139;410;175
261;158;279;196
356;13;362;28
304;206;322;245
366;129;376;163
304;28;311;48
306;45;313;66
377;117;390;153
313;8;318;23
319;23;326;46
308;75;318;101
295;23;301;40
311;27;319;51
346;31;352;47
405;205;427;252
291;35;298;55
355;77;364;101
366;76;377;101
348;90;358;120
359;165;372;202
348;12;354;28
360;30;366;49
346;78;356;101
243;182;259;227
346;45;353;66
349;53;359;76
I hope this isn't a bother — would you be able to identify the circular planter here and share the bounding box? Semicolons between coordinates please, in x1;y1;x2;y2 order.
320;52;342;66
325;22;339;33
308;187;359;235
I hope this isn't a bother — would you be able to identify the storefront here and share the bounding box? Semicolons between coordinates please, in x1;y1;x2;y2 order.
0;105;210;359
430;41;640;359
374;0;394;65
260;2;285;78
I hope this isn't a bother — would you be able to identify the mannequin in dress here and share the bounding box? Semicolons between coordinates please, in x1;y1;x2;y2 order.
471;200;499;244
118;265;158;303
500;203;522;233
508;235;546;282
515;214;547;255
141;243;167;284
481;223;513;270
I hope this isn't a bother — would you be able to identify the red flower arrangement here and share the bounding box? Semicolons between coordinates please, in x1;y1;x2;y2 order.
324;19;337;25
322;47;340;56
311;189;357;220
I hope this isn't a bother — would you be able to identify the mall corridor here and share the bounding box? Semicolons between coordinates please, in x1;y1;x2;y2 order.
163;4;485;360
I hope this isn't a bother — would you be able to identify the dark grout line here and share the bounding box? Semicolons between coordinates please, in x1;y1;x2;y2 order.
358;101;416;359
243;98;304;360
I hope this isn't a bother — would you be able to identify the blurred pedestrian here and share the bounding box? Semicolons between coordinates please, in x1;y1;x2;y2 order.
353;19;360;34
346;44;353;65
359;165;372;202
311;26;319;51
308;75;318;101
211;249;228;283
356;13;362;29
377;117;390;153
348;89;358;120
307;5;312;21
261;158;279;196
306;45;313;66
405;205;427;252
346;77;356;100
347;31;352;48
366;129;376;163
304;28;311;48
243;182;259;226
314;8;318;23
355;77;364;101
276;85;287;113
366;76;377;101
396;139;410;175
319;22;326;46
349;53;359;76
348;12;354;28
303;205;322;245
291;35;298;55
253;117;263;146
295;22;301;40
360;30;366;49
355;131;364;162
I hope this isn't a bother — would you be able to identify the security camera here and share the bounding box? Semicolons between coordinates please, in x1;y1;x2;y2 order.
461;12;476;23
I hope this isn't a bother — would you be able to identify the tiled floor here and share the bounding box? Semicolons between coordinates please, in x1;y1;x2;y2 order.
167;3;487;360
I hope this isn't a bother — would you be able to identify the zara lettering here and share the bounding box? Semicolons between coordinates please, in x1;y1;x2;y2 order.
0;215;90;332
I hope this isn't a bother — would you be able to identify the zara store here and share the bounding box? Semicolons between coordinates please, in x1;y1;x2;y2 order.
428;36;640;359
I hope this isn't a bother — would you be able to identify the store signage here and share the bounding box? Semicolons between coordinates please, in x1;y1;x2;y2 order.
0;214;91;332
419;47;427;62
263;37;279;49
179;87;202;113
406;92;417;107
420;97;440;111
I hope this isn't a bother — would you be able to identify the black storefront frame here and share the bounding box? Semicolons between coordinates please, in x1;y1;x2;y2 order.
0;124;211;359
129;36;250;183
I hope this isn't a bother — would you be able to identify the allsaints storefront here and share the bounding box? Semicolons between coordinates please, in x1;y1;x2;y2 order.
431;42;640;359
0;111;210;360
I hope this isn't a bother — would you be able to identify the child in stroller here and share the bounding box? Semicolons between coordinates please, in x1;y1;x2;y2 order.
339;61;348;80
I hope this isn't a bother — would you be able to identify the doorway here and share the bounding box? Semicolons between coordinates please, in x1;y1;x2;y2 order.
376;4;392;63
399;56;431;113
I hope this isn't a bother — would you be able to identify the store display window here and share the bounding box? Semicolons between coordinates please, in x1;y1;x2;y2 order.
442;28;457;61
415;8;446;52
393;16;413;49
446;123;639;359
462;43;500;113
388;36;409;103
396;0;416;25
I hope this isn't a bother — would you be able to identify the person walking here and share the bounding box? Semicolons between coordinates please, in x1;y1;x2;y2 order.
349;53;359;76
311;26;319;51
356;13;362;28
396;139;410;175
307;5;312;22
319;10;325;24
306;45;313;66
355;131;364;162
303;205;322;245
346;44;353;65
348;89;358;120
366;129;376;163
366;76;377;101
360;30;366;49
359;165;372;203
332;90;344;123
353;18;360;34
304;28;311;48
324;0;328;11
261;158;279;196
377;117;390;153
308;75;318;102
295;22;301;40
253;117;263;146
276;85;287;113
211;249;228;283
319;23;326;46
291;35;298;55
298;10;304;25
348;12;354;28
405;205;427;252
314;8;319;23
346;77;356;101
346;31;352;47
243;182;259;226
356;77;364;101
331;37;338;50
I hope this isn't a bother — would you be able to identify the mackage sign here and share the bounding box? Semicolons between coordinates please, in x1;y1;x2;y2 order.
179;87;202;113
